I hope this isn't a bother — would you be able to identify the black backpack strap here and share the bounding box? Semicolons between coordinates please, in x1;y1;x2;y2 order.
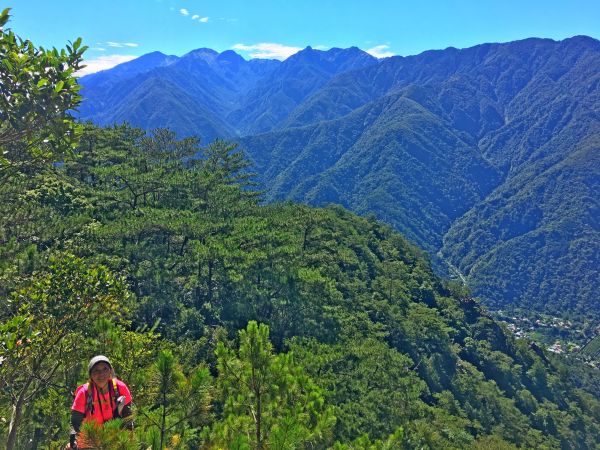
85;383;94;415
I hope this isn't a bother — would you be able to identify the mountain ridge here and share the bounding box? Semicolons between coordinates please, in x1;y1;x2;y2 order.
76;36;600;321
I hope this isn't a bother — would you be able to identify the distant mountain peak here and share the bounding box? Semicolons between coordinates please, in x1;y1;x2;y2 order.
287;45;369;63
79;50;178;80
217;49;246;65
132;51;178;65
569;34;599;43
186;47;219;55
183;47;219;63
563;34;600;49
294;46;316;56
145;50;167;57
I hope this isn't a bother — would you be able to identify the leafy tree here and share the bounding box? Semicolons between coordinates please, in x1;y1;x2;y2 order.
208;321;335;449
0;254;130;450
0;8;86;177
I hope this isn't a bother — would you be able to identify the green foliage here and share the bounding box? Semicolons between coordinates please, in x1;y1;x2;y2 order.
2;10;598;449
332;428;405;450
0;8;86;176
442;137;600;322
208;321;335;449
469;434;519;449
0;124;599;448
136;349;212;450
289;337;425;441
81;419;139;450
0;254;131;449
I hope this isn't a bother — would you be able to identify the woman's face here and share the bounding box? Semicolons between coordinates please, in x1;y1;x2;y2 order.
90;362;111;389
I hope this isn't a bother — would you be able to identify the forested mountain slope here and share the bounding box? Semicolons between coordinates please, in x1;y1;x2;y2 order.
3;11;599;449
77;46;375;139
439;37;600;315
78;48;280;141
441;135;600;316
77;36;600;321
2;124;600;448
226;46;377;135
240;36;600;319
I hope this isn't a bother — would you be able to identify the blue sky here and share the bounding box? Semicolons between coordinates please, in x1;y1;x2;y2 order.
6;0;600;75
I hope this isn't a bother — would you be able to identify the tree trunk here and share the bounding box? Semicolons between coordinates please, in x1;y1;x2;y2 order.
160;390;167;450
6;395;25;450
256;393;262;449
207;258;213;302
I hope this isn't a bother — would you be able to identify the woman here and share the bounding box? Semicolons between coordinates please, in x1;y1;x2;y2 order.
68;355;133;449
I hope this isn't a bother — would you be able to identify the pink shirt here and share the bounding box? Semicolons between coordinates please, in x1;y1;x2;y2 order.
72;378;132;446
72;378;132;420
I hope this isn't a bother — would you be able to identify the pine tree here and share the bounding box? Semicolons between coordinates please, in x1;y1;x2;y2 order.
137;350;212;450
208;321;335;449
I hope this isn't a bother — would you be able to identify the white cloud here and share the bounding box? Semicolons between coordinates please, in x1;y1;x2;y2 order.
191;14;209;22
77;54;138;76
232;43;302;60
366;44;395;58
180;9;207;22
91;47;106;52
105;41;139;48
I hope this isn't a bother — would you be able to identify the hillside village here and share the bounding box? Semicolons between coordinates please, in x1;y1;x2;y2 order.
497;312;600;368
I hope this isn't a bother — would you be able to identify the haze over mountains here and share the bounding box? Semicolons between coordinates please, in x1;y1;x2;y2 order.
77;36;600;322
